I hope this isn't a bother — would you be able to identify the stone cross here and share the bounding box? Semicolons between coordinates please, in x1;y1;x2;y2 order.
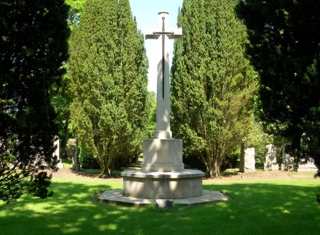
145;11;182;139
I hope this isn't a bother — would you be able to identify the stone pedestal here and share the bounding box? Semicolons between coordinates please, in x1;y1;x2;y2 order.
141;139;184;172
121;138;204;200
122;170;204;199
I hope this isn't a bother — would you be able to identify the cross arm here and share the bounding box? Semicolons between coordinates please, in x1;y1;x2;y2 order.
167;28;183;39
145;28;183;40
145;29;160;39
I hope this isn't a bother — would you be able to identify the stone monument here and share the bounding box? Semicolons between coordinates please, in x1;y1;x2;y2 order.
264;144;279;171
121;11;204;199
297;157;318;172
53;136;63;169
244;147;255;173
98;12;227;206
281;144;294;171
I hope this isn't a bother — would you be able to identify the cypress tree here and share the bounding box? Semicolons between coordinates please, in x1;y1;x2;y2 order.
171;0;257;177
69;0;149;176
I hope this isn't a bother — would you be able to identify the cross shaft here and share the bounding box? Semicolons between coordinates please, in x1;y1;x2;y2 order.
145;12;182;139
152;17;174;99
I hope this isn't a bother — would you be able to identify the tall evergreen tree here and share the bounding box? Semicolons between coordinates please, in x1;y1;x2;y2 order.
171;0;257;177
237;0;320;174
69;0;149;176
0;0;70;203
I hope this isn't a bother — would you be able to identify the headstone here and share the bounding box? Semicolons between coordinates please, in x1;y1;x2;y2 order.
264;144;279;171
297;157;318;172
281;144;294;171
244;147;255;173
53;136;63;169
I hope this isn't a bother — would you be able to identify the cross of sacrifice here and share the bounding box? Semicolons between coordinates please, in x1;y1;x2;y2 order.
145;11;182;139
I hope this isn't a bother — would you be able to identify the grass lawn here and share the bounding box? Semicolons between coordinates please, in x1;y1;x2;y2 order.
1;175;319;235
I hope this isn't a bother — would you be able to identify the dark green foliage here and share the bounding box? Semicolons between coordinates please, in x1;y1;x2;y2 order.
171;0;257;177
28;172;54;199
78;143;96;169
69;0;149;176
0;0;70;203
237;0;320;173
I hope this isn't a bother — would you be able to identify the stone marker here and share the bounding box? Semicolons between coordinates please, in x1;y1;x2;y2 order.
281;144;294;171
121;11;204;200
155;199;173;209
244;147;255;173
53;136;63;169
264;144;279;171
298;157;318;172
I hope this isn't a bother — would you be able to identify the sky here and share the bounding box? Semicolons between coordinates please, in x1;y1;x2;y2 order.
130;0;183;93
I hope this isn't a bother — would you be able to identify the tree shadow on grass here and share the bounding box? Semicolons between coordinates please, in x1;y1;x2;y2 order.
1;181;319;235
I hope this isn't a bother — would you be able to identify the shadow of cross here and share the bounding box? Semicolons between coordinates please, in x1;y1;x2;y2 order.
145;11;182;140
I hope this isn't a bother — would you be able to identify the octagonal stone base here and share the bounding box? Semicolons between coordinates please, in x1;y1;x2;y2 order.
121;170;205;199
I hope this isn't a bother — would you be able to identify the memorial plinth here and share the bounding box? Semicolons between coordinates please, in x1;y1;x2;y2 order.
122;170;204;199
121;11;204;201
122;137;204;199
141;139;184;172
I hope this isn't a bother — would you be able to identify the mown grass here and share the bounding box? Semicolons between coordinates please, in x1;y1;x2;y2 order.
1;176;319;235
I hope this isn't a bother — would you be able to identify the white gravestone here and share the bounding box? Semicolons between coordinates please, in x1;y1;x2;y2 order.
53;136;63;169
298;157;318;172
244;147;255;173
264;144;279;171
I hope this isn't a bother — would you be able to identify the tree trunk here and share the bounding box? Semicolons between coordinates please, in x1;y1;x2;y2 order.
207;157;220;178
99;161;112;178
239;141;245;172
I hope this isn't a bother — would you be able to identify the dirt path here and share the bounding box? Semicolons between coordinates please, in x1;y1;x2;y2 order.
206;170;316;182
49;167;317;181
